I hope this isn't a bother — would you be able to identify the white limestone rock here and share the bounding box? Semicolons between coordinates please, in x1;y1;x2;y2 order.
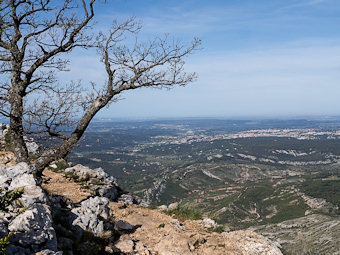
25;137;39;154
8;173;47;207
202;217;218;228
168;202;179;210
0;174;10;189
65;164;120;201
8;203;57;252
69;196;110;237
0;123;8;139
34;250;63;255
5;162;32;179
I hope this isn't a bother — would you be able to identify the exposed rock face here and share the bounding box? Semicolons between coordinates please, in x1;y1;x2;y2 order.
64;164;121;201
69;196;110;238
8;172;47;207
0;162;57;254
8;204;57;252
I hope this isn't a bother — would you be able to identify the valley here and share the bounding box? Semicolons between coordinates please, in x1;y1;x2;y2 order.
69;118;340;253
70;120;340;222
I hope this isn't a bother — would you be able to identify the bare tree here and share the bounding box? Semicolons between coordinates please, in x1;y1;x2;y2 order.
0;0;200;175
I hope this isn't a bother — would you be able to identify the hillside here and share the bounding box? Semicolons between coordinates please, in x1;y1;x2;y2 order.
0;151;282;254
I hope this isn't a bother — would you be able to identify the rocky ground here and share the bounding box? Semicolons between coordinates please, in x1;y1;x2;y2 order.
0;150;283;254
110;203;282;255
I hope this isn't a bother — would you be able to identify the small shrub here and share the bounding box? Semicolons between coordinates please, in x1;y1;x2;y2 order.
64;172;79;182
166;203;202;220
0;233;11;255
50;161;69;172
208;225;225;233
0;188;24;212
148;205;158;210
0;188;24;254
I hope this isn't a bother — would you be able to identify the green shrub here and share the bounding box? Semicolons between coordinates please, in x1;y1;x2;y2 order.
64;172;80;182
0;188;24;254
49;160;69;172
208;225;225;233
166;203;202;220
0;188;24;212
0;233;11;255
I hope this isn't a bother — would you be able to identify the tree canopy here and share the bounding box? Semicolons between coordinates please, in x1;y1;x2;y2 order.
0;0;200;174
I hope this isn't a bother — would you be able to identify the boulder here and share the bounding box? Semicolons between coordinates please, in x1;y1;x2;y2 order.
35;250;63;255
94;184;119;201
118;194;138;205
202;217;218;228
64;164;120;201
8;203;58;252
8;173;47;207
115;238;135;254
69;196;110;238
5;162;32;179
65;164;118;185
115;220;134;232
168;202;179;210
25;137;39;154
158;205;168;211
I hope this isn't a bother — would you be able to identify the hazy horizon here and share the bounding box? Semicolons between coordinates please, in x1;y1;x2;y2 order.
57;1;340;118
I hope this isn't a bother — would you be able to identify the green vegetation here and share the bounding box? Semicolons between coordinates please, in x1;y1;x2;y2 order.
69;119;340;228
49;160;69;172
0;233;11;255
208;225;225;233
0;188;24;254
166;204;202;220
0;188;24;212
302;175;340;210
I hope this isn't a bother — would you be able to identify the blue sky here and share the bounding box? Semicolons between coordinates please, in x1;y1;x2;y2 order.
65;0;340;119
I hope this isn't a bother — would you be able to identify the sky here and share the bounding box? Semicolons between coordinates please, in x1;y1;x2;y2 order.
65;0;340;119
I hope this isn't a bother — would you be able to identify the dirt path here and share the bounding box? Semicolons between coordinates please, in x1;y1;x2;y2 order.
41;168;93;203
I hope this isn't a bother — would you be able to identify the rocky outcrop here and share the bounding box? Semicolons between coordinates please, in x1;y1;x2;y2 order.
0;161;121;254
0;162;57;254
8;204;57;252
0;156;283;255
64;164;121;201
69;196;111;238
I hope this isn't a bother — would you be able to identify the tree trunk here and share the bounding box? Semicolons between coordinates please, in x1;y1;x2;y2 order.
9;80;29;163
33;97;107;175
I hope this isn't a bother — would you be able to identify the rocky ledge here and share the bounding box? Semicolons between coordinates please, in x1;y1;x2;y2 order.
0;158;282;254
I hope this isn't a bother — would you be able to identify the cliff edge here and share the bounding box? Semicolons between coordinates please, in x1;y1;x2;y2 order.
0;150;282;254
